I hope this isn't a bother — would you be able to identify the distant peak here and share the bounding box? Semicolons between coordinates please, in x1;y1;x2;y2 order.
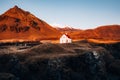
2;5;30;19
14;5;19;8
13;5;19;9
12;5;21;10
4;5;24;14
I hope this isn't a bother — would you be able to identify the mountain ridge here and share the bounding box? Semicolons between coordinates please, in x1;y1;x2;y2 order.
56;25;120;40
0;6;120;42
0;6;61;41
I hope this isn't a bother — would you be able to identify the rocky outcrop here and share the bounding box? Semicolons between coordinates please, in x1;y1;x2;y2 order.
0;53;110;80
0;73;16;80
0;42;120;80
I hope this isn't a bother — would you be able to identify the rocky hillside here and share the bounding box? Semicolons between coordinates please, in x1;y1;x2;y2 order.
0;42;120;80
0;6;61;41
58;25;120;40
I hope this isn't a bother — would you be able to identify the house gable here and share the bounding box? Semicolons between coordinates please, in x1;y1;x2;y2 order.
60;34;72;43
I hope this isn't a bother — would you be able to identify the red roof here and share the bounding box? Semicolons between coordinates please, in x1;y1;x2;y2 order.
65;34;71;38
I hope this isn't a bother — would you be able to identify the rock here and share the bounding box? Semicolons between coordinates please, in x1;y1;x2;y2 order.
109;60;120;75
0;54;21;79
0;73;16;80
0;42;120;80
83;51;107;80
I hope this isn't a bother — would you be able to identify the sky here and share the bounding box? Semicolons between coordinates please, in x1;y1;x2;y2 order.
0;0;120;29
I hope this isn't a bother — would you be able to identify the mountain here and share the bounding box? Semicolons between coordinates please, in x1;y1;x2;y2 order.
0;6;61;42
94;25;120;40
0;6;119;42
56;26;81;32
67;25;120;40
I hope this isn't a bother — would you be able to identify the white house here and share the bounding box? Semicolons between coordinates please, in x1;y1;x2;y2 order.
60;34;72;43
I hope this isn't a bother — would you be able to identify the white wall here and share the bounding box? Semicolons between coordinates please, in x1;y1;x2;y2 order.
60;34;72;43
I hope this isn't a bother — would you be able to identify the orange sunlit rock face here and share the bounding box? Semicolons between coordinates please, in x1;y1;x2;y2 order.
0;6;61;42
58;25;120;41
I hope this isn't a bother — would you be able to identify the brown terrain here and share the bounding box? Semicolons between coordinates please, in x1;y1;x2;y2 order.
0;6;120;44
0;41;120;80
57;25;120;43
0;6;61;42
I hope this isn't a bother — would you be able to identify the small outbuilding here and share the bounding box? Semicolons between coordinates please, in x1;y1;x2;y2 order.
60;34;72;43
